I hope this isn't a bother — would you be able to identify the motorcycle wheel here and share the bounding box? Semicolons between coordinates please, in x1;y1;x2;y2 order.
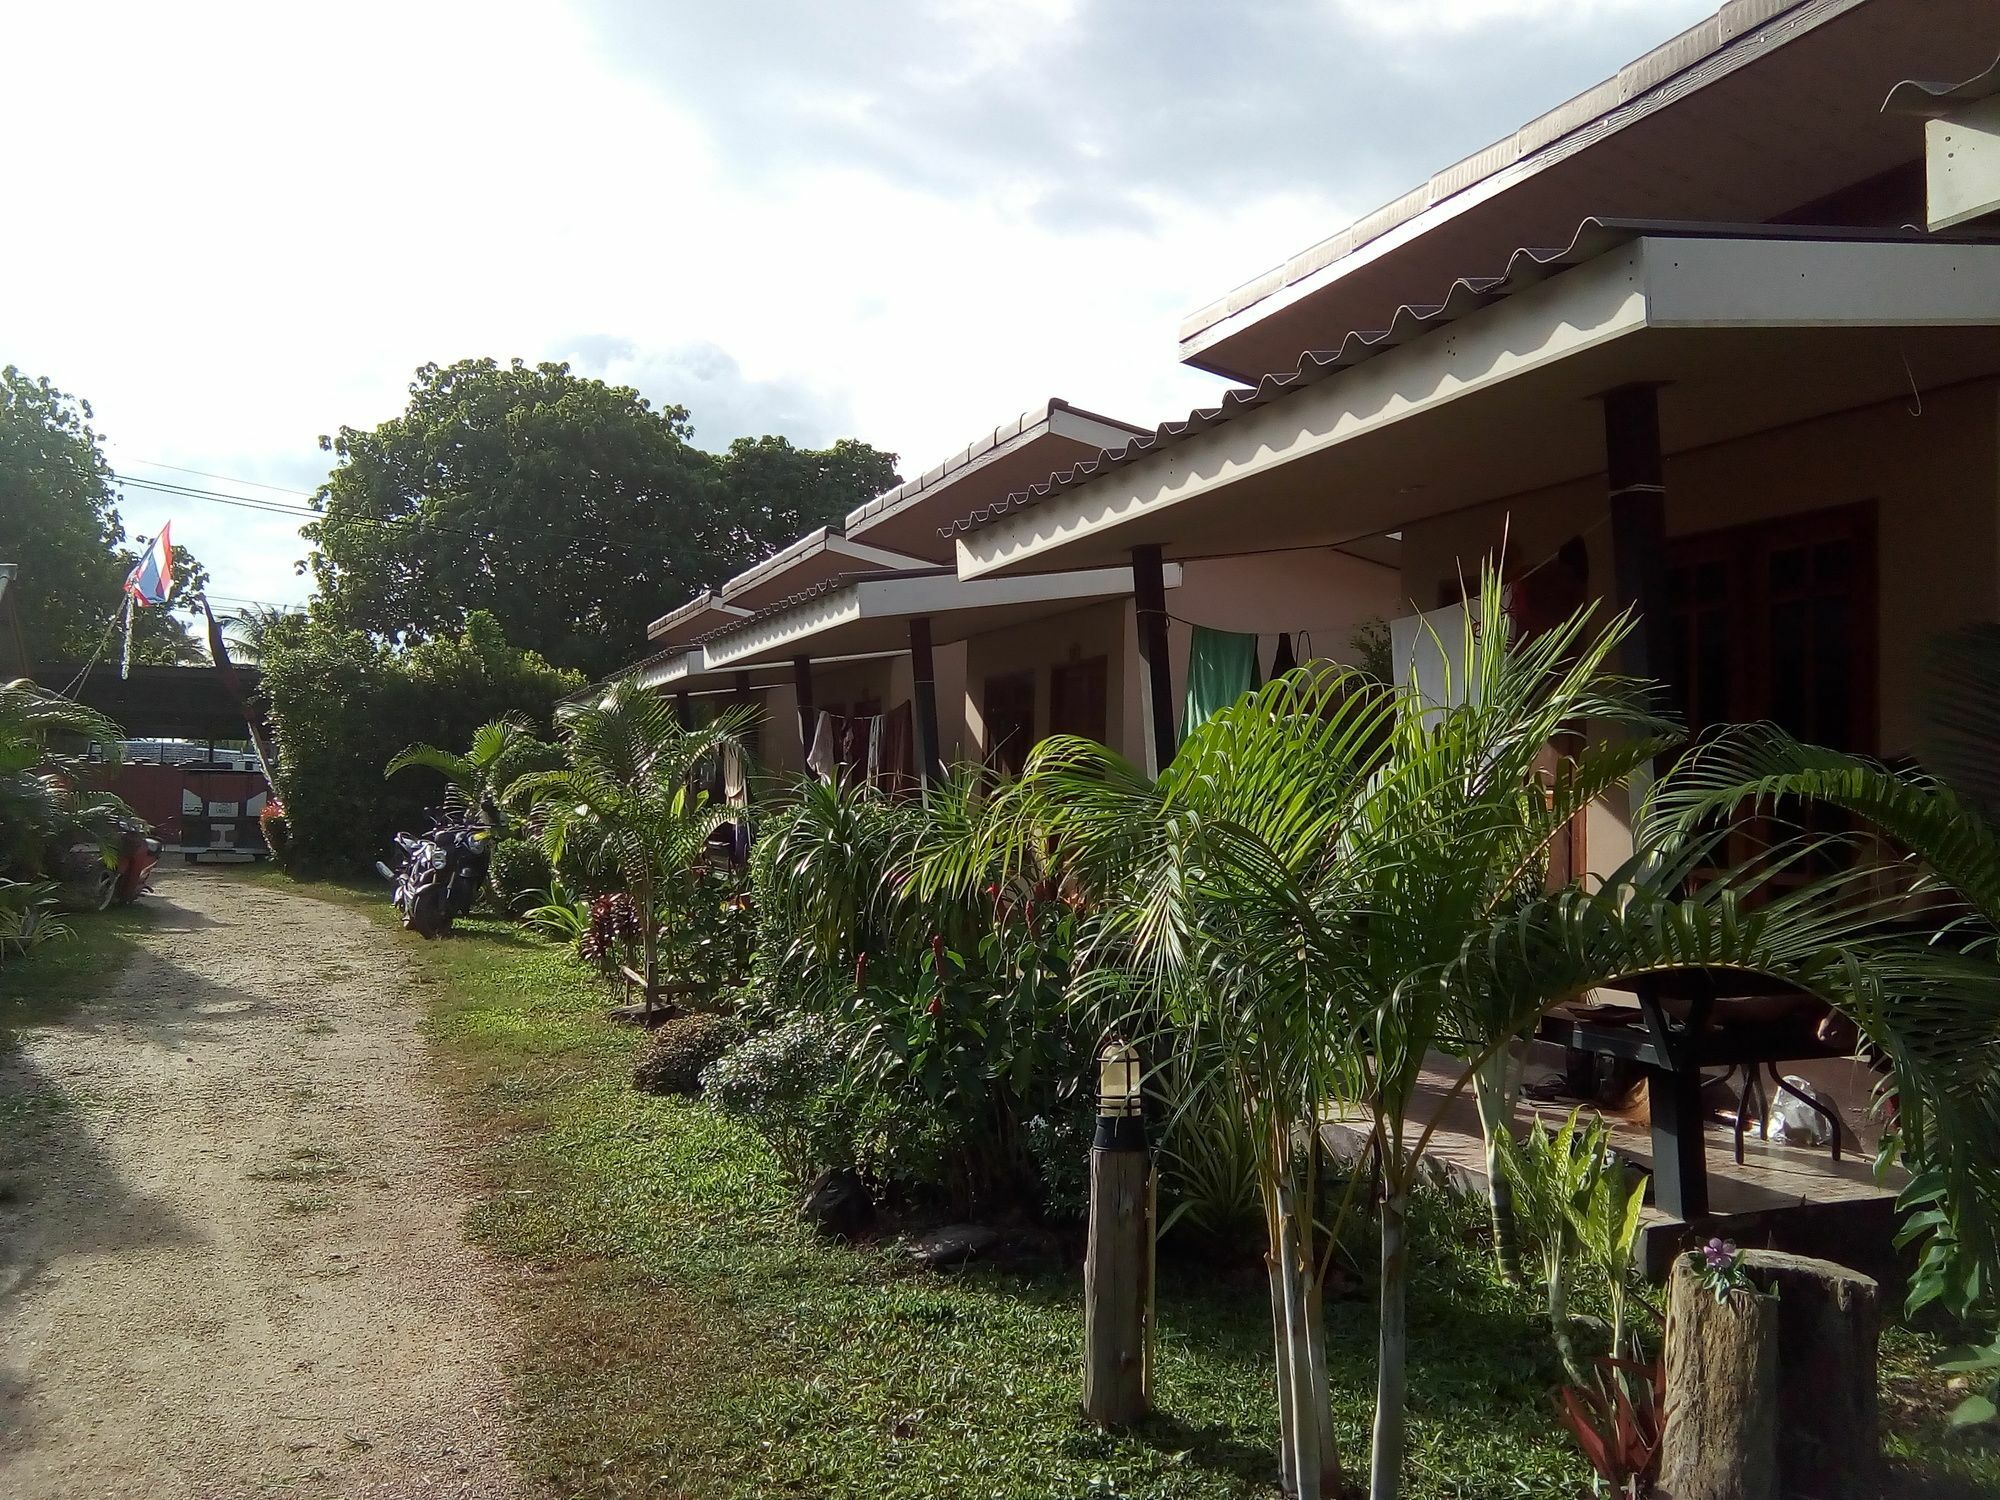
405;885;448;939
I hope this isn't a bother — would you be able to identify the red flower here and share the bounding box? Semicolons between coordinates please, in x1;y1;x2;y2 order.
926;995;943;1017
855;952;869;990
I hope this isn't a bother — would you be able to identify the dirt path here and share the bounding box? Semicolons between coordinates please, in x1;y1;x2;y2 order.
0;868;528;1499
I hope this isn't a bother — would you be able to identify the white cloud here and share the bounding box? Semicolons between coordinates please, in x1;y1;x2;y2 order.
2;0;1714;619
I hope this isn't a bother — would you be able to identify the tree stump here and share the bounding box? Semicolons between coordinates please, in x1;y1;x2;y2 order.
1744;1249;1880;1498
1658;1253;1780;1500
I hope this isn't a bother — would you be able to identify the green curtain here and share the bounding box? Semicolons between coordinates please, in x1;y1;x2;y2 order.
1181;626;1261;741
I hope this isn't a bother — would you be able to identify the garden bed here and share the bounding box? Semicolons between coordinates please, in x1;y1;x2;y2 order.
381;909;1998;1499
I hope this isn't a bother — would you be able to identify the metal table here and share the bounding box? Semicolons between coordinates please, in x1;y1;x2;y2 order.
1535;972;1848;1222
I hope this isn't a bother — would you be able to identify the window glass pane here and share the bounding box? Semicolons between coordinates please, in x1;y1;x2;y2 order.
1769;546;1808;595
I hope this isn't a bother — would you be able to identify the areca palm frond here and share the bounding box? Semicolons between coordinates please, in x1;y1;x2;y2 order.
1;679;128;877
385;712;554;813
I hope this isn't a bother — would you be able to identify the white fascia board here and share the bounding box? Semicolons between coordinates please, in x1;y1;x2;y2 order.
826;534;928;569
1048;406;1151;453
634;649;701;690
703;590;867;668
959;243;1650;578
702;563;1183;668
647;592;747;641
1639;235;2000;328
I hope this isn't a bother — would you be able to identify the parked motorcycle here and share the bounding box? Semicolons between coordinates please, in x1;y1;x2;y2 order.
55;819;160;911
375;800;499;938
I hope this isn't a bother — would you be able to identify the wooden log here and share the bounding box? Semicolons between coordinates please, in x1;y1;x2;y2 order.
1658;1251;1779;1500
1743;1249;1880;1498
1082;1145;1150;1426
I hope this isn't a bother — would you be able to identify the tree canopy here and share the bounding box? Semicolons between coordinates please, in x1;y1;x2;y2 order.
0;365;208;666
303;359;900;679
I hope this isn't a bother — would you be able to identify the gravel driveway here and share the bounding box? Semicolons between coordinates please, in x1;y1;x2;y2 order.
0;867;527;1499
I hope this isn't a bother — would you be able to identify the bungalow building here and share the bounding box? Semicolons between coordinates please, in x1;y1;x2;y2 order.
635;399;1402;779
943;0;2000;1262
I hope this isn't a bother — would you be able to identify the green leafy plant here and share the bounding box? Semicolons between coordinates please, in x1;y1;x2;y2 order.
0;677;136;881
486;837;554;916
1939;1331;2000;1428
0;877;67;959
515;679;750;1000
703;1016;856;1182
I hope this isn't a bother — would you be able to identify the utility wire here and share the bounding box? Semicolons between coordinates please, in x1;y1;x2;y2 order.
121;458;316;497
109;471;699;576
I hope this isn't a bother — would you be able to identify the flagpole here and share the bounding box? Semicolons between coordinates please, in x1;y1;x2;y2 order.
119;592;134;681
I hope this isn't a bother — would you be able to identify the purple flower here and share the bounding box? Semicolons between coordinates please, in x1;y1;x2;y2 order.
1702;1237;1737;1271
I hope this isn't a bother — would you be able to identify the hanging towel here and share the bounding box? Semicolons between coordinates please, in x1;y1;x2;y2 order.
807;712;840;781
1181;626;1261;740
1269;631;1297;679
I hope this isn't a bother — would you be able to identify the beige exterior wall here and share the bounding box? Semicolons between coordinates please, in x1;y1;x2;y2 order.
1397;380;2000;872
959;551;1405;766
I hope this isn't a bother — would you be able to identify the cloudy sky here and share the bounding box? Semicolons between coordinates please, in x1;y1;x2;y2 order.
4;0;1715;617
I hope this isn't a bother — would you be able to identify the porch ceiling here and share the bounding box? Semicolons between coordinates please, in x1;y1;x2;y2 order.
955;229;2000;578
700;563;1179;670
627;646;902;698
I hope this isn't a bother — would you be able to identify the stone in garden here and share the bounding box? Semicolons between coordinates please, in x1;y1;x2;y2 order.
800;1167;872;1240
907;1223;998;1269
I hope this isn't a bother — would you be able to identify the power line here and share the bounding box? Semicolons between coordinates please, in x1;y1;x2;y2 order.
108;470;701;576
122;458;316;497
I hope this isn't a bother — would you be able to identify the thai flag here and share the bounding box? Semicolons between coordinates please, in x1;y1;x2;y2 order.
124;522;174;606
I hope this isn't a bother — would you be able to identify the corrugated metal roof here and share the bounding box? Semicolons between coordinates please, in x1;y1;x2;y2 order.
1177;0;1831;356
945;218;1994;542
1881;51;2000;115
844;399;1148;533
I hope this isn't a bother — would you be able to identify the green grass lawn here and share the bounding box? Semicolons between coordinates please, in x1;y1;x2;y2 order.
0;900;160;1027
293;881;1997;1499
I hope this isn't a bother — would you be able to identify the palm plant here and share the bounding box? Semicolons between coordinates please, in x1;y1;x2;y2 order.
219;603;291;665
950;573;1895;1500
514;680;751;998
1647;621;2000;1317
0;678;132;879
384;714;562;815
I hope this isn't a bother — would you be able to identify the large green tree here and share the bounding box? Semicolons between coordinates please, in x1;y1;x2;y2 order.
304;359;900;679
0;365;209;667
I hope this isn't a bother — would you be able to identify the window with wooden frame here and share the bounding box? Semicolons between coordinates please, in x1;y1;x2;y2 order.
1663;500;1879;882
982;671;1035;779
1663;501;1877;753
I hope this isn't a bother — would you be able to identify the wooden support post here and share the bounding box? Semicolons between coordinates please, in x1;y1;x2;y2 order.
1131;544;1175;777
1084;1042;1151;1427
1660;1251;1780;1500
733;669;756;761
792;655;815;761
1645;1058;1709;1222
1083;1143;1151;1426
673;687;692;729
1601;382;1669;690
908;615;944;786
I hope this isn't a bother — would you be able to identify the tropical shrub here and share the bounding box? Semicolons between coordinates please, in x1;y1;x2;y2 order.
704;1015;855;1181
752;771;1093;1215
632;1013;742;1096
0;677;136;881
258;797;289;859
521;884;590;944
0;878;66;959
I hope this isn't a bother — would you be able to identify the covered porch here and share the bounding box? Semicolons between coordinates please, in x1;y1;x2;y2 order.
949;220;2000;1262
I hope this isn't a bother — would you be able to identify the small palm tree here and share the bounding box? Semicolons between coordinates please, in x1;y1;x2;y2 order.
384;715;561;815
1648;622;2000;1314
967;573;1894;1500
0;678;134;878
514;680;752;996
